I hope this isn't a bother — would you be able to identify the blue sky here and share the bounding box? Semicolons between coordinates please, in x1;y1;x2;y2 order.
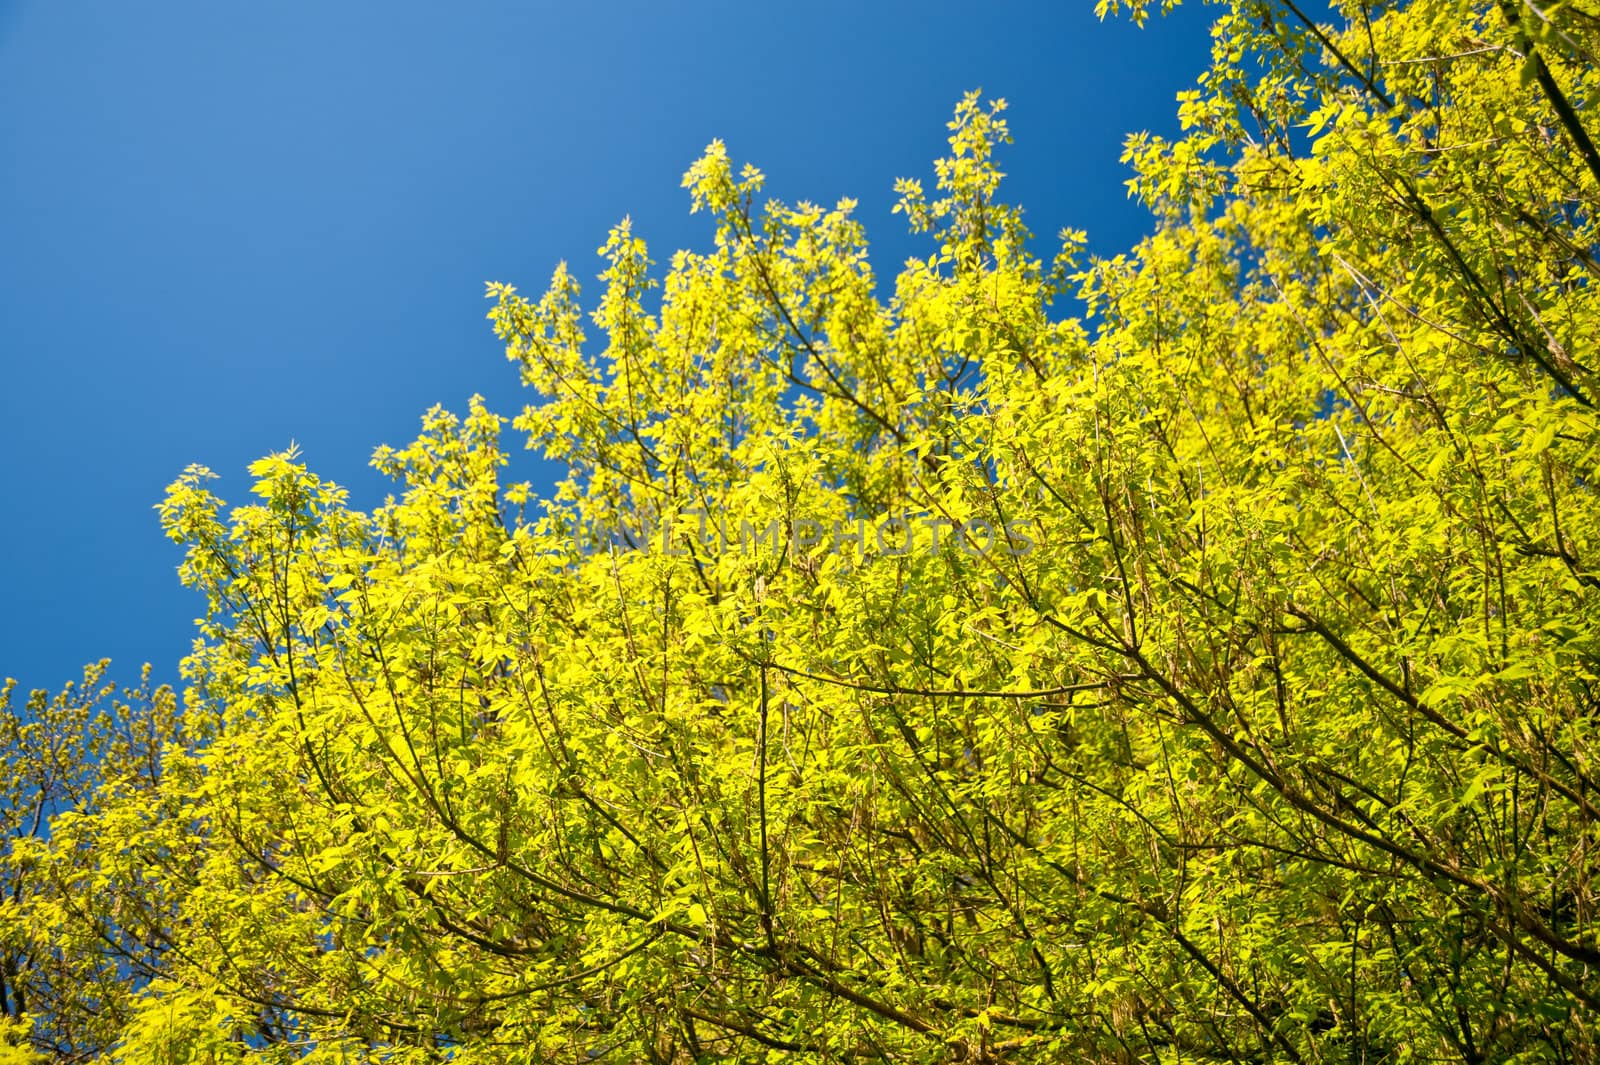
0;1;1213;696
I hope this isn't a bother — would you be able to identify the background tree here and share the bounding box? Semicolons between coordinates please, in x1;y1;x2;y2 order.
0;667;190;1062
5;0;1599;1059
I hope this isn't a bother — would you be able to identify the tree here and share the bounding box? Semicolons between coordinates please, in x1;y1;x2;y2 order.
0;666;190;1062
5;0;1599;1058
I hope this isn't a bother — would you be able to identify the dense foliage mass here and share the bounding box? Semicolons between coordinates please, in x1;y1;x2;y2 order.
5;0;1600;1059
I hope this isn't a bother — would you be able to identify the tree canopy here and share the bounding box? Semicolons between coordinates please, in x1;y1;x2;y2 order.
4;0;1599;1060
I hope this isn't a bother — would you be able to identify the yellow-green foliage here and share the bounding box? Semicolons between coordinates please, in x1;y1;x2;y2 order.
4;0;1599;1060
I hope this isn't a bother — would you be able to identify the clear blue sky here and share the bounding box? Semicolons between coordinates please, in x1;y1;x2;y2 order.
0;1;1213;696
